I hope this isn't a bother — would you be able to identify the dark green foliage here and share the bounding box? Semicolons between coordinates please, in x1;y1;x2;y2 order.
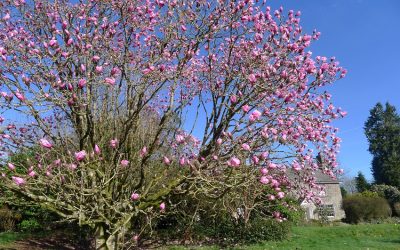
355;172;370;193
0;205;21;232
151;196;301;245
18;219;42;232
371;184;400;216
364;102;400;188
371;184;400;204
193;213;291;245
340;187;348;198
342;195;391;224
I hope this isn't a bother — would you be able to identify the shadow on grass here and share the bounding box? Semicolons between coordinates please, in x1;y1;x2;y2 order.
0;230;90;250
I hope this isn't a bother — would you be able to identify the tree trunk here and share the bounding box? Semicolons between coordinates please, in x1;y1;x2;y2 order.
95;224;106;250
95;224;118;250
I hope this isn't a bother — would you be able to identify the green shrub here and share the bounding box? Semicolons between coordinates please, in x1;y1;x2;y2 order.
359;190;379;198
393;202;400;216
0;205;22;232
19;219;42;232
371;185;400;216
342;195;391;224
371;185;400;203
191;212;291;245
0;206;16;232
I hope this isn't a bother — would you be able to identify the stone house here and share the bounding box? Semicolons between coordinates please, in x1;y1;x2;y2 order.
300;171;345;221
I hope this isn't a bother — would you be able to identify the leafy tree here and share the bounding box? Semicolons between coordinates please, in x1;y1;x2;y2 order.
355;172;370;193
340;186;348;198
365;102;400;187
0;1;346;249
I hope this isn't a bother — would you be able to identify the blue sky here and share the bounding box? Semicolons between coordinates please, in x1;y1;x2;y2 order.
266;0;400;180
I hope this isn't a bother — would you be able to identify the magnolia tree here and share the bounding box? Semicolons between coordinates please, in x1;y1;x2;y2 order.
0;0;346;249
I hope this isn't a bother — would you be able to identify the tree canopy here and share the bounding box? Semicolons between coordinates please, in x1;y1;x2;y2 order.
365;102;400;188
0;1;346;249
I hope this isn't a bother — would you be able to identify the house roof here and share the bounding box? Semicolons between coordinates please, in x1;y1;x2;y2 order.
285;168;340;184
314;171;339;184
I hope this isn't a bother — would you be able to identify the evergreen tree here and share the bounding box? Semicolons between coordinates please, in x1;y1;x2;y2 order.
364;102;400;187
355;172;370;193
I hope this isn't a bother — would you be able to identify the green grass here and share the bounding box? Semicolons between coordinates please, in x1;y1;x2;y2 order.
167;223;400;250
2;224;400;249
251;223;400;250
0;231;30;246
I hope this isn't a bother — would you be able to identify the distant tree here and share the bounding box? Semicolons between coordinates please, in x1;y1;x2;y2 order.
340;187;348;198
364;102;400;188
355;172;370;193
339;171;357;194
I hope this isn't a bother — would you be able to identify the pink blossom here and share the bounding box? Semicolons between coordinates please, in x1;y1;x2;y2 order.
74;150;86;161
268;195;276;201
277;192;285;199
28;171;36;177
49;38;57;47
260;176;269;184
110;139;118;149
247;73;256;83
68;164;77;170
131;193;140;201
227;157;241;167
105;77;116;86
92;55;100;62
260;152;269;159
120;159;129;167
252;155;260;165
39;138;53;149
15;91;25;101
94;144;101;155
160;202;166;211
78;79;86;89
241;143;251;151
251;110;262;119
242;104;250;112
8;163;15;171
163;156;171;165
3;12;10;21
111;67;120;76
140;146;147;157
230;95;237;103
175;134;185;144
95;66;103;73
179;157;186;166
216;138;223;145
12;176;25;186
181;25;187;31
260;168;268;175
292;161;301;171
268;162;277;169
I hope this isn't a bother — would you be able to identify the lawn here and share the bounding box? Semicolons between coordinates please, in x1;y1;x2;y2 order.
252;223;400;250
1;224;400;249
168;223;400;250
0;231;31;246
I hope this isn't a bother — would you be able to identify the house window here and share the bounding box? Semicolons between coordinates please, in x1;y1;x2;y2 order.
318;204;335;217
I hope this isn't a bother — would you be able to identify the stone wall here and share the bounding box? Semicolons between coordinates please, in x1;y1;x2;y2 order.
319;183;345;220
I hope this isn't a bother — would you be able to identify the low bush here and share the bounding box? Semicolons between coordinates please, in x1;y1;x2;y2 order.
393;202;400;216
0;205;21;232
19;219;42;232
193;213;291;245
342;195;391;224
